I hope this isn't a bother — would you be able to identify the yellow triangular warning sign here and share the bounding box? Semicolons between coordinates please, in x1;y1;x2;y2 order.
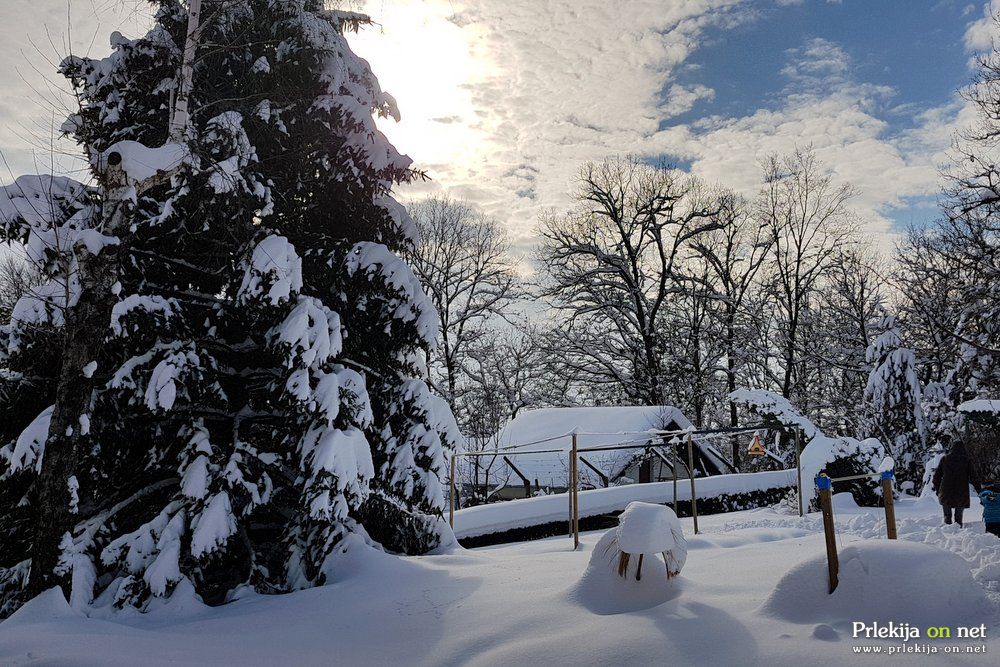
747;434;766;457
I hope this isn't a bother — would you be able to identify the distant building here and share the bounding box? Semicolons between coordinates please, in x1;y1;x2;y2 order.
475;406;736;501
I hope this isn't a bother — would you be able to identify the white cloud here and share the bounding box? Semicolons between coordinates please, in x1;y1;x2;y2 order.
0;0;977;253
657;39;969;239
353;0;753;247
355;1;969;248
965;0;999;51
780;38;849;84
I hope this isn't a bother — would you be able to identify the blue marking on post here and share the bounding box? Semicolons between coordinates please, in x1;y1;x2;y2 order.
880;470;894;481
815;474;832;490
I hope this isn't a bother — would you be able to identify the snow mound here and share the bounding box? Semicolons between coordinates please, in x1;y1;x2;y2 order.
2;587;81;626
760;541;990;627
568;529;684;615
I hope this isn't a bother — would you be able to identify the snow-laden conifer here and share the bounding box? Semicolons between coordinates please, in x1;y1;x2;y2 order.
0;0;455;615
861;309;926;487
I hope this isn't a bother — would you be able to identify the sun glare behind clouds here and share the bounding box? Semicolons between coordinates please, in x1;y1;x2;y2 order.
349;1;493;192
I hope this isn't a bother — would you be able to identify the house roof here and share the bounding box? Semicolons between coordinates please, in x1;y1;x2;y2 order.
477;406;715;487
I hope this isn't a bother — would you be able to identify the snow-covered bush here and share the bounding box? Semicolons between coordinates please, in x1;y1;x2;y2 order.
569;503;686;614
613;502;687;579
731;389;885;507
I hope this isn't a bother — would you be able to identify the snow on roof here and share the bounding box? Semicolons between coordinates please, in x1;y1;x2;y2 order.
486;406;694;487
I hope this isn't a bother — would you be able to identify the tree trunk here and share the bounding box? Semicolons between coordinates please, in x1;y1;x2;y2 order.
28;189;129;596
725;312;740;468
169;0;202;140
782;309;799;399
29;0;200;597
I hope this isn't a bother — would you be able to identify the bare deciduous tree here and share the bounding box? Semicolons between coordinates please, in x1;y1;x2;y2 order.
0;251;41;321
758;148;859;405
406;198;522;407
459;327;547;502
689;190;774;462
537;156;720;406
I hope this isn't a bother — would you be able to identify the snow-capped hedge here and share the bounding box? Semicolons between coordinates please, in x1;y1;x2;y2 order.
454;469;795;546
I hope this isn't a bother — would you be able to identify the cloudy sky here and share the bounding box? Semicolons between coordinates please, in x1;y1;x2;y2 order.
1;0;997;248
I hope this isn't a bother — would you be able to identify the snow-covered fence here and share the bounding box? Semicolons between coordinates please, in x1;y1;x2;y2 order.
453;468;796;545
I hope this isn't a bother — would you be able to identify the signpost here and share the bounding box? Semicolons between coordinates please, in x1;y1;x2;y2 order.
746;433;766;457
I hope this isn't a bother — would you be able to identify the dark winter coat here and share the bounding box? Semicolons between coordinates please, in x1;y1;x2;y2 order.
932;444;982;509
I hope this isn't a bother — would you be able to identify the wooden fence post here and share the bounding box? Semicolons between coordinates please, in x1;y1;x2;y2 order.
449;454;456;528
572;432;580;549
568;445;573;538
795;428;804;518
687;433;699;535
671;437;679;515
816;473;839;593
881;470;897;540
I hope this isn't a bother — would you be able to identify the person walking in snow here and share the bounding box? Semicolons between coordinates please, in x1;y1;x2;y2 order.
931;437;982;527
980;487;1000;538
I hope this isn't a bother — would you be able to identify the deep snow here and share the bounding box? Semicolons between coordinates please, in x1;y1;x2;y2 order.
1;495;998;666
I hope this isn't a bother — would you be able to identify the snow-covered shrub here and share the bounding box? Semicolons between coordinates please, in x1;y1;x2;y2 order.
570;510;686;615
613;502;687;579
811;438;885;507
731;389;885;507
774;488;800;515
459;484;793;548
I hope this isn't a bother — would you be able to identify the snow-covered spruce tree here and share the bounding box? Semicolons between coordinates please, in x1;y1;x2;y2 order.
0;0;455;615
861;308;926;488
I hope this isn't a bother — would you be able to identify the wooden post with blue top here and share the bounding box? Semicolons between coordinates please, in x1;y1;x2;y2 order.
816;473;838;593
881;469;897;540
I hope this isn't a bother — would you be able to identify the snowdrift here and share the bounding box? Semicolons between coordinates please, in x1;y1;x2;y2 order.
760;541;991;628
568;528;684;615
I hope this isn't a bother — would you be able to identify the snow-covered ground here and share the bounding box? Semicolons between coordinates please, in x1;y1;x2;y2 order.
2;495;998;666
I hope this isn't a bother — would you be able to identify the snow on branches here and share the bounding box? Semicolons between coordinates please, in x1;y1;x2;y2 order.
238;235;304;306
0;0;454;617
862;310;926;484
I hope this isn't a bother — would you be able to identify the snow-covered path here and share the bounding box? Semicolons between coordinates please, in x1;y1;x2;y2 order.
1;497;998;666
